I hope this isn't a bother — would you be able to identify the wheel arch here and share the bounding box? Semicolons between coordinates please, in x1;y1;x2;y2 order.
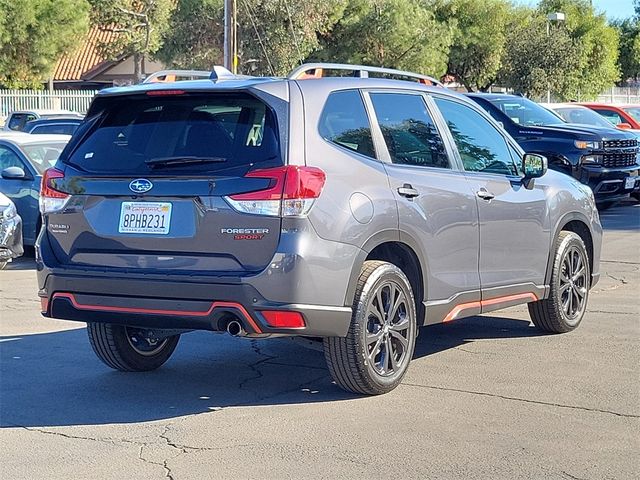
545;212;594;287
345;233;426;325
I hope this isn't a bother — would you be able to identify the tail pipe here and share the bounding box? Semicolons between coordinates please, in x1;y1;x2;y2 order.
226;319;247;337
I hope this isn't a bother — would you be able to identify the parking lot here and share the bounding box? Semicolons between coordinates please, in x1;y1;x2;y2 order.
0;203;638;480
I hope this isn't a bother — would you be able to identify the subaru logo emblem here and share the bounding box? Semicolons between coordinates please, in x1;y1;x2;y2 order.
129;178;153;193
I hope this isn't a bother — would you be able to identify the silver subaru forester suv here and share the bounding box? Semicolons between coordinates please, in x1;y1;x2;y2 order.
37;64;602;395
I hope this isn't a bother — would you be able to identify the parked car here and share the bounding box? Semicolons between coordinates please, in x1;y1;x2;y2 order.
466;94;639;209
23;117;83;136
0;192;23;269
543;103;626;130
578;103;640;131
38;64;602;395
2;110;83;132
0;133;71;245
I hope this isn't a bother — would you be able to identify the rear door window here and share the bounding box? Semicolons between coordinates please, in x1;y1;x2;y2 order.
369;93;450;169
63;93;281;175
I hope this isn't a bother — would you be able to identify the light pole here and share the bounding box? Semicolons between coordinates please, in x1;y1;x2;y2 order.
546;12;566;103
224;0;238;73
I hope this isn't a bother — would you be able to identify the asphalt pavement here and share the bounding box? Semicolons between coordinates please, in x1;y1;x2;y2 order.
1;202;638;479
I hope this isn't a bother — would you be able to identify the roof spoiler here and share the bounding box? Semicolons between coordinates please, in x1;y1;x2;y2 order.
142;67;240;84
288;63;444;87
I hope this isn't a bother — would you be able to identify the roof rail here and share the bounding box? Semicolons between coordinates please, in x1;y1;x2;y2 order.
142;67;238;84
288;63;444;87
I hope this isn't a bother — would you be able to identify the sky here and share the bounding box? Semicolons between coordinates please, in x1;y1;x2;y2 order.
514;0;635;19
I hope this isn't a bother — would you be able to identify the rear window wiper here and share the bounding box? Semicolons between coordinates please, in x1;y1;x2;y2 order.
145;156;227;168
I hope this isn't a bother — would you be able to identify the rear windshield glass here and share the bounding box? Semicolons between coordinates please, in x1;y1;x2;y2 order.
63;93;281;174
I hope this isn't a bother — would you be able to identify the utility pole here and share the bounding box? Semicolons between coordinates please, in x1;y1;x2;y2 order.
224;0;238;74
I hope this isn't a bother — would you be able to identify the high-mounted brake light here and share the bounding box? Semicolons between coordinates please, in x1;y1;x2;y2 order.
225;166;326;217
40;168;70;214
146;90;186;96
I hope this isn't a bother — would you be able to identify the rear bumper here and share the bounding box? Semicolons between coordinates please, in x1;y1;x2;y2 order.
38;272;352;337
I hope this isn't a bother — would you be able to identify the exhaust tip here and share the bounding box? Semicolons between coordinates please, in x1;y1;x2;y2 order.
226;320;244;337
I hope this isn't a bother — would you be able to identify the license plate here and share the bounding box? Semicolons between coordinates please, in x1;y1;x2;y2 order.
119;202;172;234
625;176;636;190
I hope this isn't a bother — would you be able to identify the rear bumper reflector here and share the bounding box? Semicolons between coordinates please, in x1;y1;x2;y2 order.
260;310;306;328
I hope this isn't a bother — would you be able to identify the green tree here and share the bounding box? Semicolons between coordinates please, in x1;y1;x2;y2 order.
313;0;454;78
498;7;581;99
538;0;620;99
0;0;89;88
159;0;343;76
435;0;510;91
157;0;224;70
614;18;640;82
89;0;176;82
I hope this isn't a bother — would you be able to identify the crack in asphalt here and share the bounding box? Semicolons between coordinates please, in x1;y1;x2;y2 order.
562;471;588;480
401;383;639;418
588;310;638;315
15;425;142;447
138;443;175;480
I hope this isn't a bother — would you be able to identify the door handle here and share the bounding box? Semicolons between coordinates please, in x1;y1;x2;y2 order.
476;188;495;201
397;184;419;199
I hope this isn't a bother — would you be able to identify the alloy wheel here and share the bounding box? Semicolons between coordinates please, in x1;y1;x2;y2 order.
365;281;412;376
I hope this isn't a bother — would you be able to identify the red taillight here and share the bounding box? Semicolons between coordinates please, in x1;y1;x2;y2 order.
260;310;306;328
230;166;325;201
146;90;186;96
226;166;326;217
40;168;70;214
41;168;68;199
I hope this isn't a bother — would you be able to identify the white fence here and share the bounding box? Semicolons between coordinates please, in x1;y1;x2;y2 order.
0;89;98;118
596;87;640;104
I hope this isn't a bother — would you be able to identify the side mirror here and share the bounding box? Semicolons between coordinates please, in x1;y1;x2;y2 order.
522;153;547;179
1;166;27;179
617;122;632;130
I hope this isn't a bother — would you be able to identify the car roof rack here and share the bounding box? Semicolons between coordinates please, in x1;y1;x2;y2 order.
142;67;239;84
288;63;444;87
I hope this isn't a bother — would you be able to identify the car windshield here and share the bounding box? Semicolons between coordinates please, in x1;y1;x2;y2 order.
623;107;640;122
487;97;564;127
553;107;614;128
21;142;68;173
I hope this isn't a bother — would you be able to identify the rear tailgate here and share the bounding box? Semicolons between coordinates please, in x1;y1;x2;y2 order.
43;90;287;275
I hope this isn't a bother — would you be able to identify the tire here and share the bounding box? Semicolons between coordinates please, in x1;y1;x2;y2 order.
87;323;180;371
0;260;7;270
528;231;590;333
632;192;640;203
324;261;417;395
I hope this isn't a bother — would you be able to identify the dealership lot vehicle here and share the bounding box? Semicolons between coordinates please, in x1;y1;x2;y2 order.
0;192;23;269
0;133;71;245
467;94;640;209
23;117;83;136
2;110;83;132
38;64;602;395
579;103;640;131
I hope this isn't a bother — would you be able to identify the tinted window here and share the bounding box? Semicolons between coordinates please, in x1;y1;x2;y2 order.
64;93;281;175
31;124;78;135
8;114;36;131
370;93;449;168
0;146;25;171
319;90;375;159
623;107;640;122
22;143;68;173
434;98;517;175
594;109;625;126
553;107;613;128
484;97;562;126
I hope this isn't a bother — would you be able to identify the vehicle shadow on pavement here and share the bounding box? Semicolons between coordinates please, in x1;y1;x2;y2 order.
1;315;541;428
598;202;640;231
